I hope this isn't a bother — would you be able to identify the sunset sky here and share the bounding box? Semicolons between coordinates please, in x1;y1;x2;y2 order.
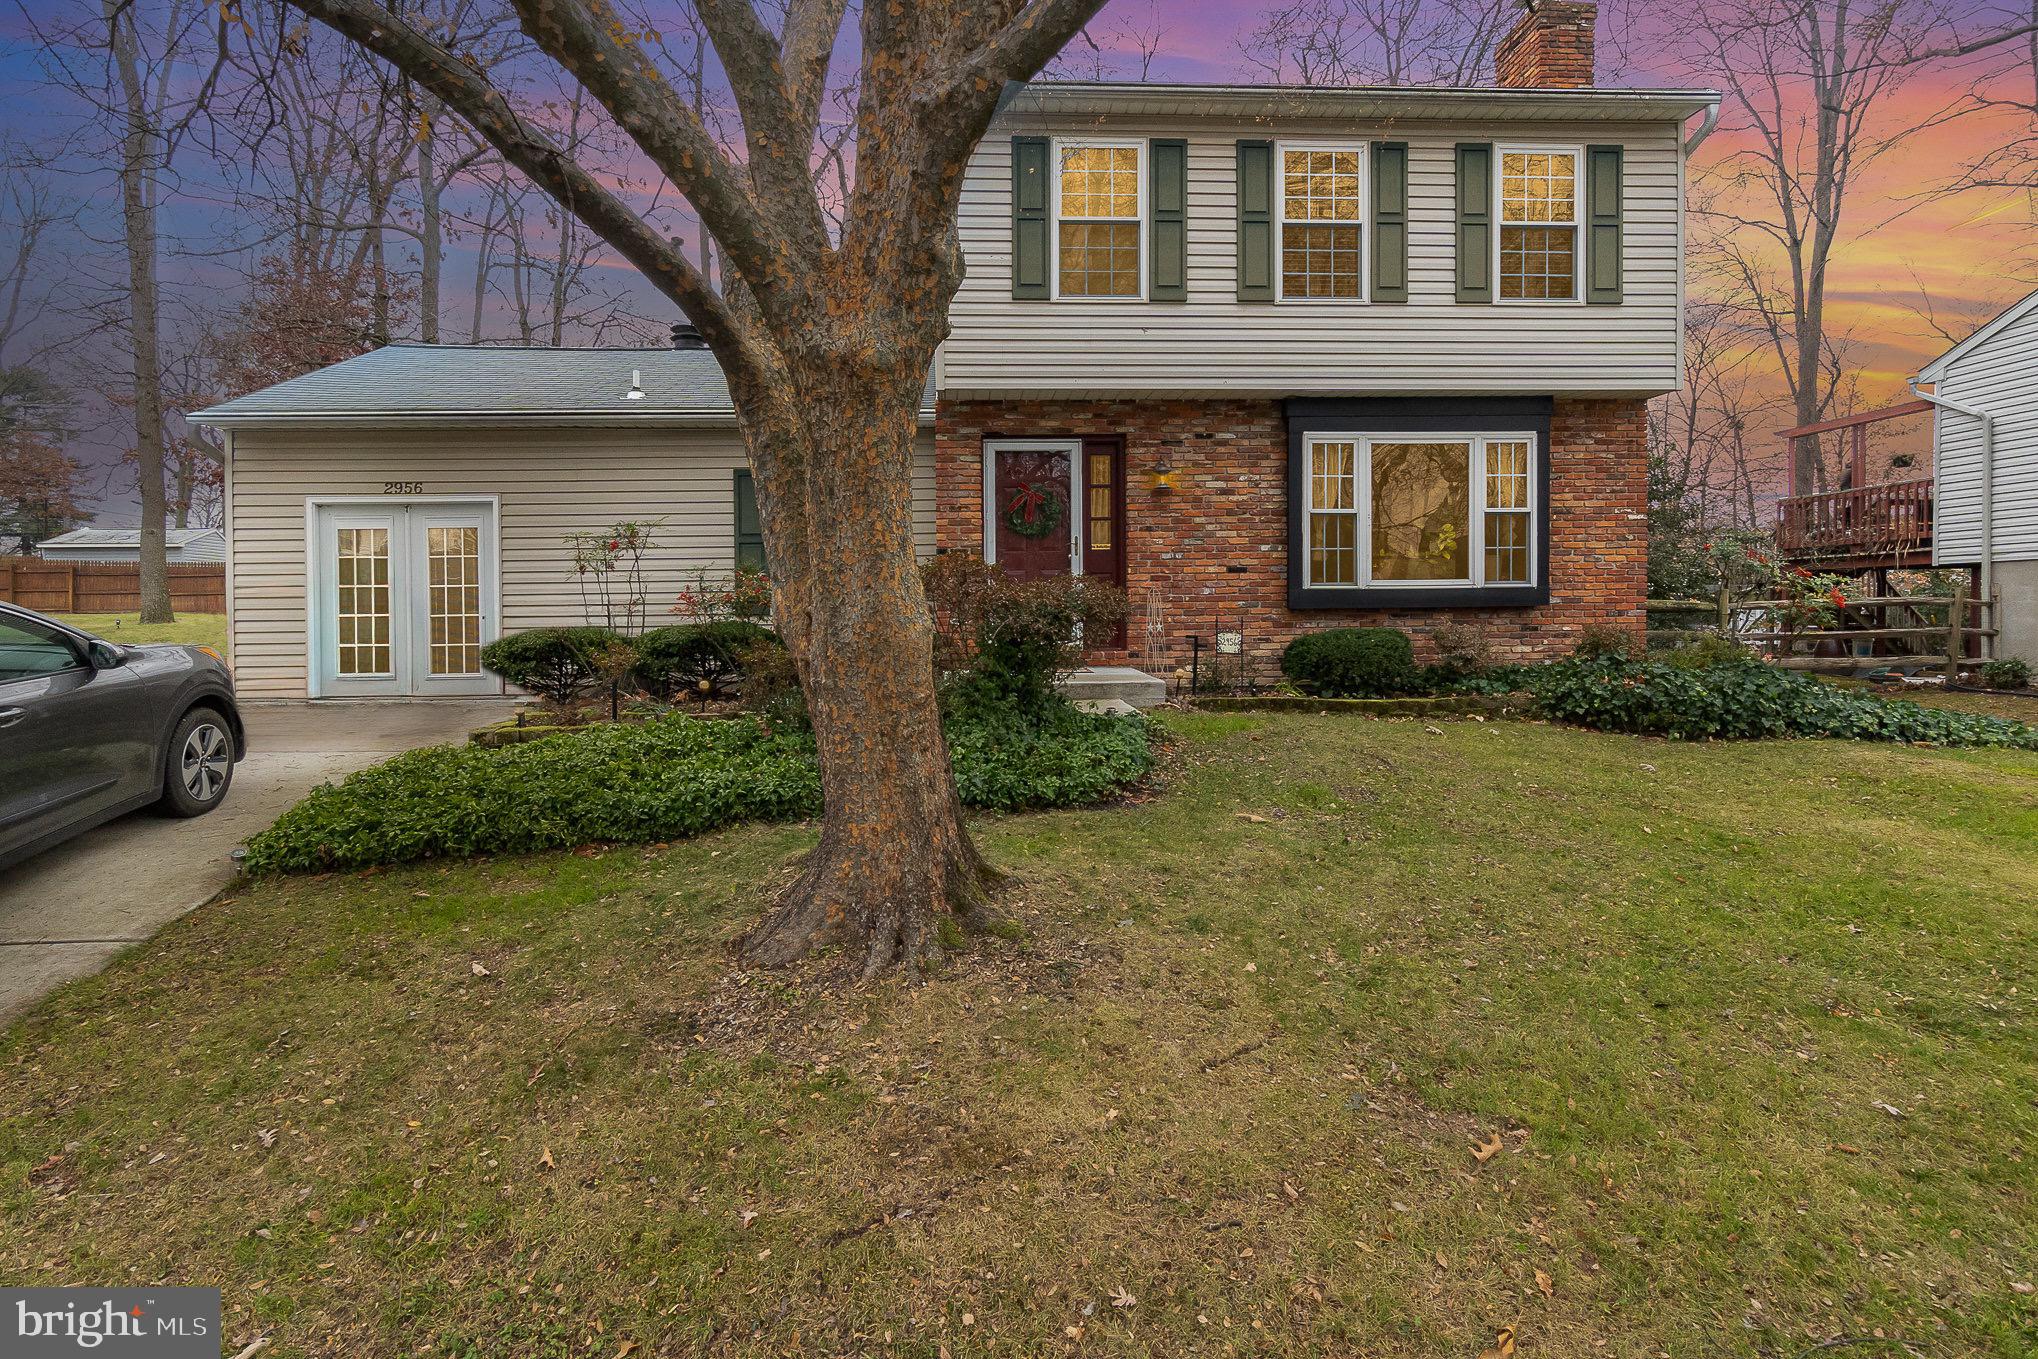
1;0;2034;522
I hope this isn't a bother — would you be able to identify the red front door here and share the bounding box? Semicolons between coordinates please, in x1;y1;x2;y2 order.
990;443;1077;580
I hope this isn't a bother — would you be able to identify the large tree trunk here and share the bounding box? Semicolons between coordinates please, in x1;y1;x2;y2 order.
736;354;1001;977
107;0;172;624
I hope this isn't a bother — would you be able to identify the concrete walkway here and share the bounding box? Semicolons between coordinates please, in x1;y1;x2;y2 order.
0;698;516;1024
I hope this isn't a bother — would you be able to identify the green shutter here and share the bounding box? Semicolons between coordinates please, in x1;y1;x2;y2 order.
1371;140;1408;303
1011;136;1050;300
733;469;767;572
1236;139;1275;302
1585;144;1624;305
1149;138;1188;302
1455;142;1493;303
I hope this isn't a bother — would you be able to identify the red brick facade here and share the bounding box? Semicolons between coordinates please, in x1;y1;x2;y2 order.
1494;0;1598;90
935;396;1648;670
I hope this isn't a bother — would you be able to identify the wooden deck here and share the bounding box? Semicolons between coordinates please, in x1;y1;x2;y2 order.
1774;477;1934;570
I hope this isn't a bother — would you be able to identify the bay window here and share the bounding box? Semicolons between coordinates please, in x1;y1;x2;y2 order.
1302;434;1539;590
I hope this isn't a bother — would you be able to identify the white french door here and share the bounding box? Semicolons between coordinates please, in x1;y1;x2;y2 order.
311;501;499;697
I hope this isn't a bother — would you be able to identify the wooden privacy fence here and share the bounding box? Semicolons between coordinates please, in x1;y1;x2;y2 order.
0;556;227;614
1646;583;1992;678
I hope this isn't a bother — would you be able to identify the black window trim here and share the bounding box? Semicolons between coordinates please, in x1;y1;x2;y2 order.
1285;396;1552;610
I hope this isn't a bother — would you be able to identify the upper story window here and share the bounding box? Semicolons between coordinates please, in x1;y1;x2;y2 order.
1303;434;1538;589
1055;141;1143;299
1279;144;1365;300
1497;148;1579;301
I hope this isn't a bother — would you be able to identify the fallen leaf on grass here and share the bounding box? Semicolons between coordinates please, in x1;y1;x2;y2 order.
740;1209;759;1229
1872;1101;1906;1119
1477;1327;1517;1359
1472;1132;1504;1163
1535;1268;1553;1299
1110;1285;1137;1309
616;1342;637;1357
538;1146;555;1170
469;962;491;977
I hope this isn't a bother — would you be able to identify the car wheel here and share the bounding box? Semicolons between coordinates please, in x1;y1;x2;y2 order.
160;708;235;817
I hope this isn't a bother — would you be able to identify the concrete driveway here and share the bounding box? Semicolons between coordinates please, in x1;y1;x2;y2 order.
0;698;516;1024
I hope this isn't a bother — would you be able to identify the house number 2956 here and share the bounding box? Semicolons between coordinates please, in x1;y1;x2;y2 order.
383;481;424;495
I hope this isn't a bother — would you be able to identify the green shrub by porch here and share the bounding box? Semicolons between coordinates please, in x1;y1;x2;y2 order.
632;621;778;699
478;627;622;703
243;708;1152;874
1281;627;1418;698
1531;656;2038;749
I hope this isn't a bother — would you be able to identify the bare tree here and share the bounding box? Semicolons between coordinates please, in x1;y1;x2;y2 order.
1049;0;1167;81
1685;0;2038;494
280;0;1106;976
1238;0;1512;86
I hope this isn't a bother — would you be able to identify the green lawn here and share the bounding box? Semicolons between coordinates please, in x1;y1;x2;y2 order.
2;715;2035;1357
50;611;226;652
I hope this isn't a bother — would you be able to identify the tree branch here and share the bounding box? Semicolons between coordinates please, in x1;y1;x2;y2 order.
691;0;831;248
780;0;848;147
279;0;759;368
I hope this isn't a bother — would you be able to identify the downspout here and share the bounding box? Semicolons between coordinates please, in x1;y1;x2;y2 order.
1908;378;1994;625
1683;102;1720;156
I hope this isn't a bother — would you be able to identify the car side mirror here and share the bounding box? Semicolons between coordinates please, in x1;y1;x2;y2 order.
87;641;126;669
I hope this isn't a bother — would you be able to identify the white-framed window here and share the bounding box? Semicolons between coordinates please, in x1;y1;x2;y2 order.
1278;142;1366;300
1053;139;1144;300
1303;433;1538;589
1495;146;1581;302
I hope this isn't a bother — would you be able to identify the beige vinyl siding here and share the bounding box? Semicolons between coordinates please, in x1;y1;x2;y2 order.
944;118;1684;397
1933;304;2038;564
225;425;938;698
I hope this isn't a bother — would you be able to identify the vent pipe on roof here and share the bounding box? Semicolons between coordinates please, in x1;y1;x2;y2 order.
626;369;646;400
671;322;708;350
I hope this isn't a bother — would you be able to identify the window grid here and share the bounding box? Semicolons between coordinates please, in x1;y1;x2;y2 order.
1499;150;1578;300
1302;435;1536;590
1484;440;1532;583
1057;144;1141;298
335;526;391;676
1306;440;1358;585
427;525;483;676
1280;147;1363;299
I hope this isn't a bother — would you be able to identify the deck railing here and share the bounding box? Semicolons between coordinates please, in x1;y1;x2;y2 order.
1774;476;1933;560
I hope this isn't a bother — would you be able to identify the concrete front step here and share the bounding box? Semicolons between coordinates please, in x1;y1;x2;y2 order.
1060;665;1166;709
1072;696;1141;717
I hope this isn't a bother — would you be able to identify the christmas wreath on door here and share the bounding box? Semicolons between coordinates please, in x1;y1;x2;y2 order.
1002;481;1067;539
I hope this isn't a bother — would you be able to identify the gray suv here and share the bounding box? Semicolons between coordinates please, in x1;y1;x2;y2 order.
0;603;244;872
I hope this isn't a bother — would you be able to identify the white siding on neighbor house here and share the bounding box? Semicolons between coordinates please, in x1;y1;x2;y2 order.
942;117;1685;399
1933;302;2038;564
225;425;939;698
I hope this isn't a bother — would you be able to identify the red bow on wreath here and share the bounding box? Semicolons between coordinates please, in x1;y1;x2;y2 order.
1006;482;1049;524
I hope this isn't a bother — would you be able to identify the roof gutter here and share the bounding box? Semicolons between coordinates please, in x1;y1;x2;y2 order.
191;408;939;431
1908;378;1994;626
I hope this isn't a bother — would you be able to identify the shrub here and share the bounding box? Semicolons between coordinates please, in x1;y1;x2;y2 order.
243;709;1154;873
1429;622;1491;682
633;621;777;700
1570;624;1636;662
923;554;1128;720
479;627;623;703
1662;634;1753;670
1529;656;2038;749
1980;656;2031;690
1281;628;1417;698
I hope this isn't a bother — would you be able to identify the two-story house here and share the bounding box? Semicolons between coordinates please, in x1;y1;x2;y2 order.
193;1;1719;700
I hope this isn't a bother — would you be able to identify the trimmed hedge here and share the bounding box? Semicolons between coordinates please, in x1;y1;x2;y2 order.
243;709;1153;873
478;627;620;702
1281;628;1418;698
633;621;777;699
1530;656;2038;749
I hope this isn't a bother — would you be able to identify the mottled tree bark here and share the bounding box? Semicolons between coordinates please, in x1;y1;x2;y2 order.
284;0;1107;975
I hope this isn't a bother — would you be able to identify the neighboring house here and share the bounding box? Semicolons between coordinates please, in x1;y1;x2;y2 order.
35;527;227;564
1915;283;2038;662
193;0;1718;700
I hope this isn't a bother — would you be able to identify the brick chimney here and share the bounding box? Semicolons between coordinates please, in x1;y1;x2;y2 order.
1494;0;1598;89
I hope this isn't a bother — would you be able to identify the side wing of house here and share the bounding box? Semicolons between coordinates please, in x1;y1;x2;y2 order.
224;425;938;699
1932;300;2038;565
